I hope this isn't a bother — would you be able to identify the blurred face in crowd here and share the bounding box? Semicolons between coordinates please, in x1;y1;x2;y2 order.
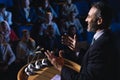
46;12;53;21
47;25;54;36
68;26;76;38
66;0;72;4
85;7;99;32
69;12;76;20
0;21;9;35
23;0;30;8
22;30;30;41
44;0;49;8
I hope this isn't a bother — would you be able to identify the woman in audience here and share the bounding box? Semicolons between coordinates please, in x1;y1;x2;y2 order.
0;21;11;42
0;34;16;80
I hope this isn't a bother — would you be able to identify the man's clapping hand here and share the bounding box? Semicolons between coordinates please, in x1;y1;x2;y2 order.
45;50;64;72
61;34;77;51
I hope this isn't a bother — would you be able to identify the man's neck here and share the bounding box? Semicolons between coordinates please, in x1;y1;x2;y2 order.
96;29;103;32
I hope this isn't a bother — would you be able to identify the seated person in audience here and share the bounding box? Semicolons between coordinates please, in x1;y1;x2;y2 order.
41;25;61;55
36;0;58;23
45;1;118;80
14;0;38;38
0;21;18;43
0;21;11;42
0;34;16;80
61;0;79;18
0;3;12;26
61;11;83;34
40;12;60;36
15;0;38;25
16;30;36;64
30;22;43;46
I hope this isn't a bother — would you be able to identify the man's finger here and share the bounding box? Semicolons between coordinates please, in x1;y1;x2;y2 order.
59;50;64;57
74;34;76;39
44;52;49;57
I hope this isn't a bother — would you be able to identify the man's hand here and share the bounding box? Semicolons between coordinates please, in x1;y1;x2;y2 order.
45;50;64;72
61;34;77;51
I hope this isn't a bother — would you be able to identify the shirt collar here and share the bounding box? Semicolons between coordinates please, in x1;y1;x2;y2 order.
93;30;104;40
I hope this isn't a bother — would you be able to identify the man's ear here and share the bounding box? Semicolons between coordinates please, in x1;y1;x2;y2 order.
97;17;102;25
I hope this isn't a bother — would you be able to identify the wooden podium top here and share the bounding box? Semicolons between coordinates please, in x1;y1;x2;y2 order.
17;59;81;80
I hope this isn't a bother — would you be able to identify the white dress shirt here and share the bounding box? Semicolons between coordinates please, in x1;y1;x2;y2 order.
93;30;104;41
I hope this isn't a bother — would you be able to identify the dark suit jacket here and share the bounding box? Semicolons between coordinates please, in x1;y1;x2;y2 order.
61;29;118;80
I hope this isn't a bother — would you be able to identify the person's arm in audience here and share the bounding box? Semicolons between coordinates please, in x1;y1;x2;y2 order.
6;44;16;65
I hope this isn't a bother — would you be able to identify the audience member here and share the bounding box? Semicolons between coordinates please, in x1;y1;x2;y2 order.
41;25;61;53
0;34;16;80
40;12;60;36
30;22;43;46
15;0;38;25
61;0;79;18
36;0;58;23
0;21;11;42
45;1;118;80
14;0;38;38
60;11;83;34
0;3;12;26
16;29;36;65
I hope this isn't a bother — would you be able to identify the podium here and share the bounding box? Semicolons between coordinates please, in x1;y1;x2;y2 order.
17;59;81;80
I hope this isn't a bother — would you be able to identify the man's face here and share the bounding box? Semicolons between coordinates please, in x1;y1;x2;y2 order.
85;7;98;32
47;13;53;21
23;32;30;40
44;0;49;8
23;0;30;7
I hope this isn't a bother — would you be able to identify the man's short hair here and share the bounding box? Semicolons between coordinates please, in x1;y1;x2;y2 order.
92;1;113;27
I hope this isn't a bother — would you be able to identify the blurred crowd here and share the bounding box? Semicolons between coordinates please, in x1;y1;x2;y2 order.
0;0;120;80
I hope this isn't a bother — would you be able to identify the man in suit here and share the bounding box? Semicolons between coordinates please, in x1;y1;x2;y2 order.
45;1;118;80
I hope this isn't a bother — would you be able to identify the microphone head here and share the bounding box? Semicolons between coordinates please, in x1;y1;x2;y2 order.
35;60;41;69
27;63;35;72
25;67;34;76
35;51;41;54
36;46;40;50
40;48;44;51
42;59;48;66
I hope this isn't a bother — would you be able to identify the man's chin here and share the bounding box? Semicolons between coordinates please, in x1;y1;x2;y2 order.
87;28;91;32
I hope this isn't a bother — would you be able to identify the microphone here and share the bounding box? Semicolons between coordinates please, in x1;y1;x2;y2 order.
27;46;40;64
35;60;41;69
25;47;47;75
35;51;42;54
25;63;35;76
34;46;40;52
42;58;48;66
